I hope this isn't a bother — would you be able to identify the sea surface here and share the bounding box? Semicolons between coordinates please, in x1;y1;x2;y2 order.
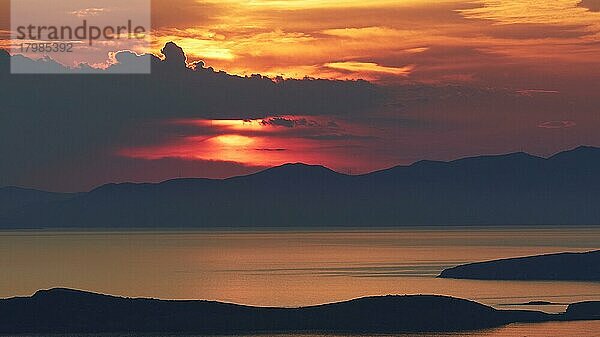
1;226;599;336
2;321;600;337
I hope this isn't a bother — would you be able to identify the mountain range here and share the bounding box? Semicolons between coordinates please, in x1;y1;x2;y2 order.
1;146;599;228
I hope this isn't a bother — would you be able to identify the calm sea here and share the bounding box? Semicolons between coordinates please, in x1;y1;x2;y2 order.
1;226;599;336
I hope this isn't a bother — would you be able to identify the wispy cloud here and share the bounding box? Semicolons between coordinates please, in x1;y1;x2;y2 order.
325;61;413;76
538;120;577;129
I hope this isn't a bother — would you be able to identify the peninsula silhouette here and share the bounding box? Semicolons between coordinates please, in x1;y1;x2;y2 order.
3;288;598;334
439;250;600;281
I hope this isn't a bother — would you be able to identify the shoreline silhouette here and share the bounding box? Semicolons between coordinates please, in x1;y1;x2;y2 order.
0;288;598;334
439;250;600;281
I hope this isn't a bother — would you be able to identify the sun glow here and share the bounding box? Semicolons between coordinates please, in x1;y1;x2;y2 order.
205;119;266;131
325;62;414;76
214;134;255;146
118;117;383;172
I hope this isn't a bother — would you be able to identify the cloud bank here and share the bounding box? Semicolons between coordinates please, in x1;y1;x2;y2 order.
1;43;599;191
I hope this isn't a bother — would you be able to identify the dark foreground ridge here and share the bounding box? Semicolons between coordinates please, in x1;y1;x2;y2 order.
439;250;600;281
1;146;600;228
1;288;598;334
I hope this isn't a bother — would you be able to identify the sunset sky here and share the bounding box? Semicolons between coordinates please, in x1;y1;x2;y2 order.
1;0;599;191
148;0;600;84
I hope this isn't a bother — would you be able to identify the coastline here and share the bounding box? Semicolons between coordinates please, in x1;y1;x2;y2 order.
3;288;597;334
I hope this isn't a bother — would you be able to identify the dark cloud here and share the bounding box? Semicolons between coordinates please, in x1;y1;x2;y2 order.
260;117;319;128
0;46;380;118
0;44;381;190
255;148;287;152
161;42;187;67
158;116;376;144
260;117;297;128
1;43;598;191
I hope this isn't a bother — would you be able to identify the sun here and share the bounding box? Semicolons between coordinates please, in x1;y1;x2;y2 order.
213;134;255;146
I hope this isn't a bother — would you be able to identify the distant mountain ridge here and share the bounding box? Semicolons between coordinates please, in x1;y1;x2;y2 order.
1;146;599;228
0;187;74;215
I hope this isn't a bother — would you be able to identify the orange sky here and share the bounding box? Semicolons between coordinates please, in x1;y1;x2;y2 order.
146;0;600;86
2;0;599;85
119;117;384;173
126;0;600;171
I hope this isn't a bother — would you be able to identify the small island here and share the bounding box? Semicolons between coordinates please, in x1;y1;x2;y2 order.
0;288;598;334
439;250;600;281
500;301;563;306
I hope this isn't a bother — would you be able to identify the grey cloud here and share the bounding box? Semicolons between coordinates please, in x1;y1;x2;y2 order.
0;44;380;190
255;148;287;152
3;43;593;191
260;117;319;128
1;46;380;118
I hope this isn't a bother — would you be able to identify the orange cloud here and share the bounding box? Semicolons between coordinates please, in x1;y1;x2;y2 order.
141;0;600;88
324;61;414;76
3;0;599;89
459;0;600;28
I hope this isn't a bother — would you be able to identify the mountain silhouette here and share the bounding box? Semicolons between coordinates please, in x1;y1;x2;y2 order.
439;250;600;281
0;187;74;215
0;288;560;334
0;146;599;228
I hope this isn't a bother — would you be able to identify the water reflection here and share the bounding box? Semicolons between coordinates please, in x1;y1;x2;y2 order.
1;227;599;312
2;321;599;337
